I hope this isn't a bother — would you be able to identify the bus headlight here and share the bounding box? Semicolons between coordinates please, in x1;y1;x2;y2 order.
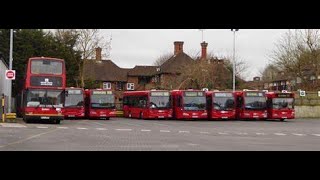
183;113;189;116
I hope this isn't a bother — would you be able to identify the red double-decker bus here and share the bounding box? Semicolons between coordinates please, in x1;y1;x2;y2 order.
19;57;66;124
84;89;116;119
266;91;295;121
171;90;207;120
235;91;267;120
123;90;172;119
63;87;85;119
206;91;236;120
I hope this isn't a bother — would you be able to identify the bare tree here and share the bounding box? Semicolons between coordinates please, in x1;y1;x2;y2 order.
217;54;249;80
72;29;112;88
270;29;320;90
153;52;173;66
259;64;280;81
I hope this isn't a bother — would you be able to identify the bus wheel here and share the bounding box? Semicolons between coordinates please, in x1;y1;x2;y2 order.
55;120;61;124
280;119;286;122
140;112;144;120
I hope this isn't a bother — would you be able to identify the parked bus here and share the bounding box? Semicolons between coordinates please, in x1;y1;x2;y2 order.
206;91;236;120
171;90;207;120
84;89;116;119
64;87;85;119
18;57;66;124
235;90;267;120
266;91;295;121
123;90;172;119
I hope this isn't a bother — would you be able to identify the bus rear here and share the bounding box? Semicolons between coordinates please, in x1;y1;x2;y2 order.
171;90;207;120
266;92;295;121
207;91;236;120
235;91;267;120
64;88;85;119
85;89;116;119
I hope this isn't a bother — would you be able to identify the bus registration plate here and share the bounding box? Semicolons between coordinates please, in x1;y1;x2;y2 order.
41;116;50;119
158;116;164;118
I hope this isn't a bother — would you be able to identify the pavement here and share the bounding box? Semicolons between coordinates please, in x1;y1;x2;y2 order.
0;118;320;151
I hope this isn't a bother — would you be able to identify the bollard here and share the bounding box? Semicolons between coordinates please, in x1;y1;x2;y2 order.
2;93;5;123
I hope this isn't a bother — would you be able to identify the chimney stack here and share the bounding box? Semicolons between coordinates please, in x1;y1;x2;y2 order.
174;41;184;55
200;41;208;60
95;47;102;61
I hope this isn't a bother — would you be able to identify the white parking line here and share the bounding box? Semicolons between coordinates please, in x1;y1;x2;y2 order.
235;132;248;135
115;129;132;131
187;143;198;146
292;133;306;136
160;130;170;132
96;128;107;130
200;132;210;134
179;131;190;133
312;134;320;137
141;129;151;132
256;133;266;135
0;123;26;128
37;126;48;129
218;132;229;135
274;133;286;136
77;127;87;130
57;127;68;129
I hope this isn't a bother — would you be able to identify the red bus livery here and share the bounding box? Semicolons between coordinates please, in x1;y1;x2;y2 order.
19;57;66;124
123;90;172;119
171;90;207;120
235;91;267;120
206;91;236;120
64;87;85;119
85;89;116;119
266;92;295;121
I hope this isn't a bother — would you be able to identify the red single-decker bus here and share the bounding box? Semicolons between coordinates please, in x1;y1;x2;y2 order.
123;90;172;119
171;90;207;120
85;89;116;119
235;91;267;120
266;91;295;121
64;87;85;119
206;91;236;120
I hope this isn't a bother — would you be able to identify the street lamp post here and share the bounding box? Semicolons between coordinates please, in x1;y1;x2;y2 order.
8;29;13;113
231;29;239;92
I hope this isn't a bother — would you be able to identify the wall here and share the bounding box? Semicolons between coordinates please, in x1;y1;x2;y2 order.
295;106;320;118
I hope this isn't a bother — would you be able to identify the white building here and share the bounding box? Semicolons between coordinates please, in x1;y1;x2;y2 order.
0;55;10;116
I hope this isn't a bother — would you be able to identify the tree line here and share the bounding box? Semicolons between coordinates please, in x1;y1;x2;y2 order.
0;29;110;97
261;29;320;90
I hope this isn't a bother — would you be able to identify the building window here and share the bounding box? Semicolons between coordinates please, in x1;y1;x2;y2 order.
127;83;134;90
310;75;316;80
103;82;111;90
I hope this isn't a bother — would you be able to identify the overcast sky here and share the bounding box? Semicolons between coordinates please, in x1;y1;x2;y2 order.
100;29;288;81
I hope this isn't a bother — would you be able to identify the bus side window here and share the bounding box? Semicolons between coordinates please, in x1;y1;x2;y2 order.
123;96;128;105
